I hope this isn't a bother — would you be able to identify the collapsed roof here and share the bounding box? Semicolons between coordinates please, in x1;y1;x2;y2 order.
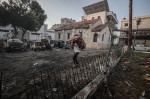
83;0;110;15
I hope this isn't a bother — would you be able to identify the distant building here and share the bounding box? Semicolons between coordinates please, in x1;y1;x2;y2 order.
51;24;62;30
54;0;118;49
61;18;76;25
119;15;150;47
51;18;76;30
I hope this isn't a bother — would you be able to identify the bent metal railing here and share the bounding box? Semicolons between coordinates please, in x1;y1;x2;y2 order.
0;49;122;99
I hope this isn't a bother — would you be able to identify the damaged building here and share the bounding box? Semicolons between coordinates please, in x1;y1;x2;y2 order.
51;18;76;30
54;0;118;49
119;15;150;47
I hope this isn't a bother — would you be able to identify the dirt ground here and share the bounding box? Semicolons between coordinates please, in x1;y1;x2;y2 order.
0;48;107;86
92;52;150;99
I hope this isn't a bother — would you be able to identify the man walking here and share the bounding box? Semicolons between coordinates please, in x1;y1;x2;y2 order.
71;33;80;67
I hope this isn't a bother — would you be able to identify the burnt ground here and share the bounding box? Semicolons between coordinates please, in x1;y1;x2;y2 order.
92;52;150;99
0;48;107;87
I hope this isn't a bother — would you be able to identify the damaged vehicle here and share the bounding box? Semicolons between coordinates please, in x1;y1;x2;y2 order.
31;42;46;51
6;39;25;52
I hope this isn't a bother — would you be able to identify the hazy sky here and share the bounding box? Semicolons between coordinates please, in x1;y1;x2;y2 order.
36;0;150;29
1;0;150;29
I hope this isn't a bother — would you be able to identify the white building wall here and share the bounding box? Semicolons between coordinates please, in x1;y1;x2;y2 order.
0;25;13;40
29;24;51;43
0;24;50;42
82;26;110;49
47;30;55;40
36;24;47;33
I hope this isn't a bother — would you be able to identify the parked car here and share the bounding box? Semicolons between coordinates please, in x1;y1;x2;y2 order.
53;40;72;49
64;41;72;49
6;39;25;52
53;41;65;48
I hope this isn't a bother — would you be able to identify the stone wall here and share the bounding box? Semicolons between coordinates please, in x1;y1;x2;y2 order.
55;26;110;49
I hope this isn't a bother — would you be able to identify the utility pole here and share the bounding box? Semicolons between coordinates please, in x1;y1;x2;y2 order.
127;0;133;55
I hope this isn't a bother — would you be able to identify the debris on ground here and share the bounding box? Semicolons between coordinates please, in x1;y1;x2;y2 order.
124;80;132;87
143;74;150;80
92;52;150;99
0;48;108;97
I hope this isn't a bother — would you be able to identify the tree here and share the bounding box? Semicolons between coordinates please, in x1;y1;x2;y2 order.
0;0;47;40
0;2;10;26
20;1;47;40
0;0;27;38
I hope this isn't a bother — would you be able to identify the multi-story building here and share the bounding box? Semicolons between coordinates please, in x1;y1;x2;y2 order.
119;15;150;47
54;0;118;49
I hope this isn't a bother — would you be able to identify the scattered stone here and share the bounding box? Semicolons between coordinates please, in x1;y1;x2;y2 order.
52;88;57;92
142;91;145;96
124;80;132;87
143;74;150;80
34;63;38;66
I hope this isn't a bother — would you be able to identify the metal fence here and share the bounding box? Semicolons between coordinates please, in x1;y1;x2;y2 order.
0;49;122;99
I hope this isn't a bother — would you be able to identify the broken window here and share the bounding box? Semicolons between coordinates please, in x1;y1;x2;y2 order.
108;36;110;42
93;33;98;42
102;34;105;41
124;23;128;27
58;33;61;39
67;33;70;39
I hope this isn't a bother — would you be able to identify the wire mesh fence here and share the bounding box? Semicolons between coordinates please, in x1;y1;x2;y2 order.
0;49;122;99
